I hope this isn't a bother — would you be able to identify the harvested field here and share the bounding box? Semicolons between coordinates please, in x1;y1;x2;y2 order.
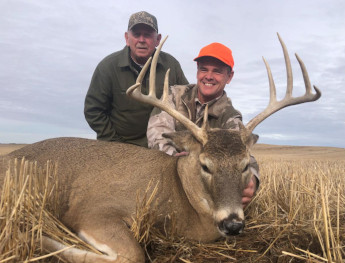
0;144;27;156
252;144;345;161
0;143;344;262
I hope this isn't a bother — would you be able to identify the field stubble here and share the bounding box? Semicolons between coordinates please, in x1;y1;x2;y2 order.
0;144;344;262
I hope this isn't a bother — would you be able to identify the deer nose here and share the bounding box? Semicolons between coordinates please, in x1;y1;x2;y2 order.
218;214;245;236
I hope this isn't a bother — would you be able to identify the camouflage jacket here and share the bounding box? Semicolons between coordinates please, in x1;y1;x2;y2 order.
147;84;260;181
147;84;242;154
84;46;188;147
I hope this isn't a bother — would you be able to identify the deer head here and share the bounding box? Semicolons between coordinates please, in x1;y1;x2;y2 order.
127;34;321;236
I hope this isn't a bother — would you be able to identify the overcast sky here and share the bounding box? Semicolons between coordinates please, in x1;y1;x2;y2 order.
1;0;344;148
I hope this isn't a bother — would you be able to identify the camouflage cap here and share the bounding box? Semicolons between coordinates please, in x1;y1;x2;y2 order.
128;11;158;32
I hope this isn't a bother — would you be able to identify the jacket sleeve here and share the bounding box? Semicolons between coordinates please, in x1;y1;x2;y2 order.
84;66;122;141
147;92;177;155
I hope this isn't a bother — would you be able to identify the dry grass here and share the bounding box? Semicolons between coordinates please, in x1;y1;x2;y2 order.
0;144;344;262
0;158;100;262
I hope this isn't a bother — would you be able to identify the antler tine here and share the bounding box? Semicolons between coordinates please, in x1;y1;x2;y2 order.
129;56;152;94
126;36;208;145
245;33;322;133
295;53;321;98
201;104;210;131
278;33;293;97
126;36;168;106
262;56;277;104
149;35;167;97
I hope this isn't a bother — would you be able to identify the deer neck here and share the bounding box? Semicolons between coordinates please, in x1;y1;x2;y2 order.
177;154;214;218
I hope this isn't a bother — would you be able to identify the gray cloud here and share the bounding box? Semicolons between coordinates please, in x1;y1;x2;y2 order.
1;0;344;148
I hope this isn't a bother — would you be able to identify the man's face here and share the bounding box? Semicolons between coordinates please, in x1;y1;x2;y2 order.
196;57;234;104
125;24;161;65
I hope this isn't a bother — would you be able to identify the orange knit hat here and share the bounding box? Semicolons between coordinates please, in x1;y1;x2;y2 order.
194;42;234;68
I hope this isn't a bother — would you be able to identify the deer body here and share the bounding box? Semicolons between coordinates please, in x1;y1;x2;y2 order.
1;132;248;262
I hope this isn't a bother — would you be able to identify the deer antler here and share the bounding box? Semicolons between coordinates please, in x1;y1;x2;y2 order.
126;36;209;145
245;33;321;132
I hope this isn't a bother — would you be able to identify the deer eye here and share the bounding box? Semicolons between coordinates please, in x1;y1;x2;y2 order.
201;164;211;174
243;164;249;173
199;154;213;175
242;163;251;187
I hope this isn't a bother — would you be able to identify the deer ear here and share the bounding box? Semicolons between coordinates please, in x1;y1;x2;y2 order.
249;133;259;146
163;131;201;153
239;125;259;149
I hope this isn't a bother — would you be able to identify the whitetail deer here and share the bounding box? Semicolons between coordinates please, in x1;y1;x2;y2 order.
0;33;320;263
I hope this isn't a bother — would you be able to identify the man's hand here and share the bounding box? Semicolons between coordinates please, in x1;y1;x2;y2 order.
242;175;257;208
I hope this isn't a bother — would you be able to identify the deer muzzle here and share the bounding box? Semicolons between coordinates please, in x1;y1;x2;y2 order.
217;213;245;236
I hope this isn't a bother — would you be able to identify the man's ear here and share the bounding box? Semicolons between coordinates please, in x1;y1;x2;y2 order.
229;70;234;80
163;130;201;153
156;33;162;47
227;70;234;84
125;32;129;46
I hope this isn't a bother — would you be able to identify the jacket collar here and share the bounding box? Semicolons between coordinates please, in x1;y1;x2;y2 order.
181;85;230;119
118;46;164;69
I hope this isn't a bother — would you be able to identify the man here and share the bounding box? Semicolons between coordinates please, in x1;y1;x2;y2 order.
147;42;259;207
84;11;188;147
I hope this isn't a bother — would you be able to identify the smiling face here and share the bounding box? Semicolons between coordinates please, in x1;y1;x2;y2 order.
125;24;161;65
196;57;234;104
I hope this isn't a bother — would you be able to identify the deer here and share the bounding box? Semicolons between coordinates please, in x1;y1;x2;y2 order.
0;33;321;263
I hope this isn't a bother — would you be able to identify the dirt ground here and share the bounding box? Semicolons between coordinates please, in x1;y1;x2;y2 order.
1;142;344;161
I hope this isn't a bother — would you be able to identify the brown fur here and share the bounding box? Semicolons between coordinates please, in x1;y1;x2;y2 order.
0;130;253;263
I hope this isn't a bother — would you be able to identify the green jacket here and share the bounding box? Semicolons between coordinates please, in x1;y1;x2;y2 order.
84;46;188;147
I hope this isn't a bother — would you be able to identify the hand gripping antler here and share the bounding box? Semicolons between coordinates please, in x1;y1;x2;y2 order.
126;36;209;145
245;33;321;133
